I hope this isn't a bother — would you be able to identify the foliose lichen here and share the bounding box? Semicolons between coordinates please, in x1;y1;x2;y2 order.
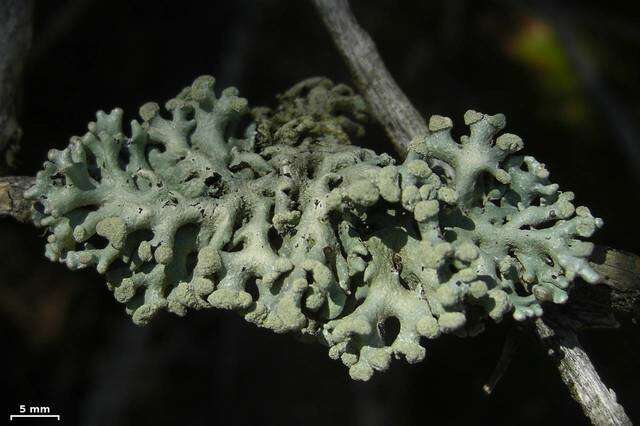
25;75;603;380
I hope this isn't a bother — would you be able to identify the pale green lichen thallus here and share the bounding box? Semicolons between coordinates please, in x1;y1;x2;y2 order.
25;76;602;380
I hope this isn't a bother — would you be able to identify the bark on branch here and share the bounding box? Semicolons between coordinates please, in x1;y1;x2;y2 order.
311;0;636;424
311;0;426;157
536;317;631;425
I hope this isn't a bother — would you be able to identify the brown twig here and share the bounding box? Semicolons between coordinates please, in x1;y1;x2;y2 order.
311;0;637;423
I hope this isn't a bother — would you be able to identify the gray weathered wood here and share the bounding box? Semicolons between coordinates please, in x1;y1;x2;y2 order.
536;317;632;425
311;0;426;158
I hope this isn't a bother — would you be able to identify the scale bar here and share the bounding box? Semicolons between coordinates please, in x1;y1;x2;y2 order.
9;415;61;420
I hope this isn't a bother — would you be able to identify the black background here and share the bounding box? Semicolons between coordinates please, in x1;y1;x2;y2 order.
2;1;639;425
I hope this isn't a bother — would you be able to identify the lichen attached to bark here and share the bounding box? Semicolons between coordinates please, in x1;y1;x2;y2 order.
26;76;602;380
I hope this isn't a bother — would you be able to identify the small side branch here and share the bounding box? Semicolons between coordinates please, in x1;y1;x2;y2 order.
536;317;631;425
311;0;427;157
0;175;34;223
483;325;522;395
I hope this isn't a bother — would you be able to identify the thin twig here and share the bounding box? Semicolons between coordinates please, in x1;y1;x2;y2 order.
483;325;522;395
311;0;426;157
311;0;637;423
536;316;631;425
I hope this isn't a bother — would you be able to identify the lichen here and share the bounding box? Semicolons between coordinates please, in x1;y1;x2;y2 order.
25;75;602;380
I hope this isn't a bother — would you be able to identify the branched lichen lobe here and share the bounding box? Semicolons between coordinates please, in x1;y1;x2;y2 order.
26;76;602;380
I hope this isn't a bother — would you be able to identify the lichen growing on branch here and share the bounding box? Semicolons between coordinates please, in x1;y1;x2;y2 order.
25;76;602;380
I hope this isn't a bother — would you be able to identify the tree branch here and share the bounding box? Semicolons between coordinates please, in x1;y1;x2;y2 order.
311;0;426;157
311;0;637;423
536;317;631;425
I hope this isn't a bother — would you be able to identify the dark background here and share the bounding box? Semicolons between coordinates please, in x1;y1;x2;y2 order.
2;0;639;425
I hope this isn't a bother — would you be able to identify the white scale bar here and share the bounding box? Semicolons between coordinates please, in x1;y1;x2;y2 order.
9;414;61;420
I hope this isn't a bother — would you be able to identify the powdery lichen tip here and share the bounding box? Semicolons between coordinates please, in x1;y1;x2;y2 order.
25;75;603;380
